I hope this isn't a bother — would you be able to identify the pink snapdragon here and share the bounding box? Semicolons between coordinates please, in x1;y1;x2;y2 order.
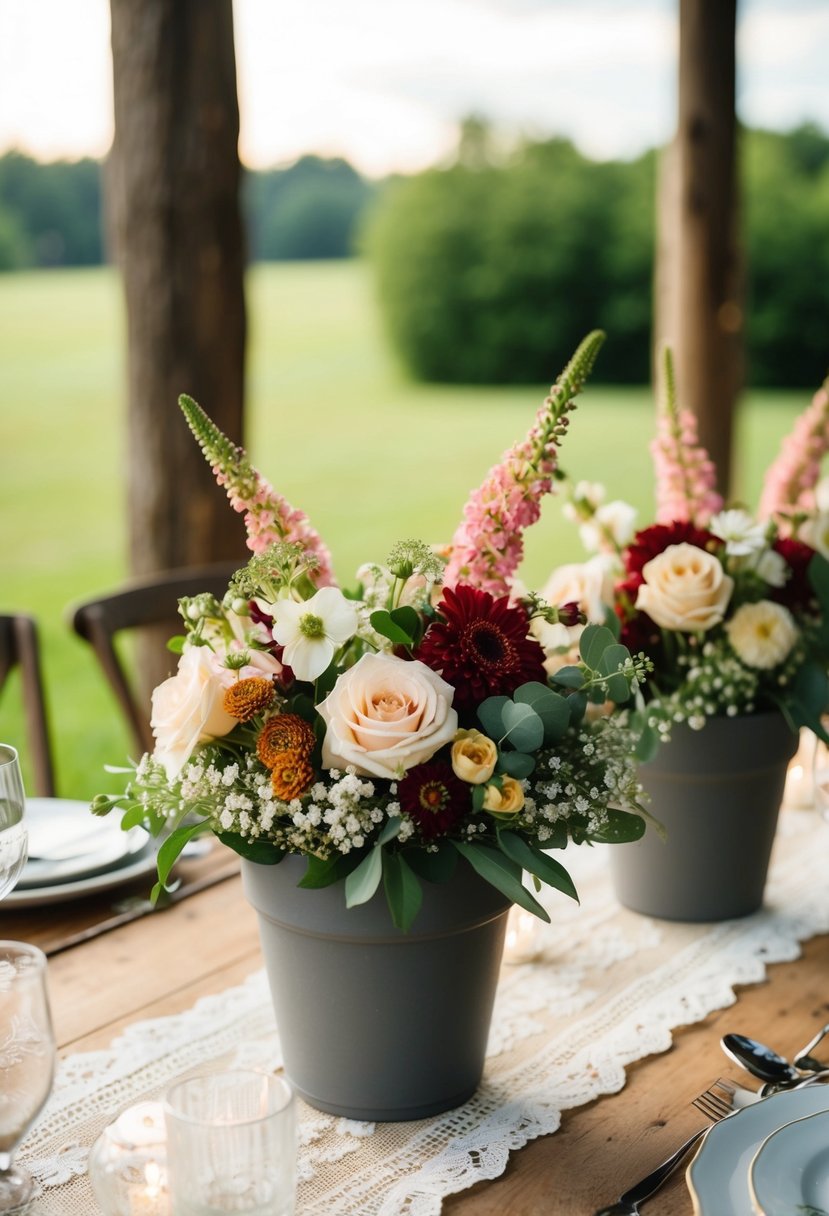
444;331;605;595
651;351;723;527
758;380;829;527
180;396;335;585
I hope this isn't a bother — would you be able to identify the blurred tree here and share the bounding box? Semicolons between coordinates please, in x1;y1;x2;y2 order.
656;0;741;493
108;0;247;691
0;205;30;271
0;153;102;265
245;156;372;260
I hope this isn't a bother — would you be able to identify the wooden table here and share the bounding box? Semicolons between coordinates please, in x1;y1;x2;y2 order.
5;844;827;1215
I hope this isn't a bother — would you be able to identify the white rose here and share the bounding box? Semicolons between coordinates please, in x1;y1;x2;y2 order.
539;556;614;626
318;653;458;780
636;543;734;632
580;500;638;553
800;511;829;560
726;600;799;669
151;646;238;780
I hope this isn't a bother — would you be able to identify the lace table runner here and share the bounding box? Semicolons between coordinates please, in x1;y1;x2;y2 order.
21;806;829;1216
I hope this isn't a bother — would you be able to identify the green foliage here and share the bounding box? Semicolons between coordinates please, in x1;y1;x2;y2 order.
0;151;103;268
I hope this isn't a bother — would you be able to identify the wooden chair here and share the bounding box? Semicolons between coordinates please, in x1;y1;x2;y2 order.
68;563;240;758
0;614;57;796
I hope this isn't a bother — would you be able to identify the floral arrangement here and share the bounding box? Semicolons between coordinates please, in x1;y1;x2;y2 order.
550;351;829;752
95;331;652;930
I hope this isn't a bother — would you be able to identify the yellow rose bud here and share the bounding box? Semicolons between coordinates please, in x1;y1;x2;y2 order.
451;729;498;785
482;776;525;815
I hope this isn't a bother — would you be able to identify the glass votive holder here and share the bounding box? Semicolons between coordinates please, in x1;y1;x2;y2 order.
88;1100;170;1216
164;1070;296;1216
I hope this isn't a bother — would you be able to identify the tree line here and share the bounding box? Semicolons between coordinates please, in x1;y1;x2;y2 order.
1;123;827;387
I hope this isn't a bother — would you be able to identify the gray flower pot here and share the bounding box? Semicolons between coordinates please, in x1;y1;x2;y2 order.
241;854;511;1121
609;712;798;922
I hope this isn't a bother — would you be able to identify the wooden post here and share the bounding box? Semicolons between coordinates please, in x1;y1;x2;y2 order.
108;0;247;694
655;0;742;495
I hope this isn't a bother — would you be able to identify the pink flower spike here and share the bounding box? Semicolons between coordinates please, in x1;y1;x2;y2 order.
758;379;829;527
444;331;606;595
180;396;335;585
651;348;723;527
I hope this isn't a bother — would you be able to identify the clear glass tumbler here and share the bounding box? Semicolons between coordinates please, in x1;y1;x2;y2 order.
164;1070;296;1216
0;746;27;900
0;942;55;1211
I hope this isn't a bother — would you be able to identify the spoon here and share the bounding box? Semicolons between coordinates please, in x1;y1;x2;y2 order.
795;1023;829;1073
720;1033;801;1087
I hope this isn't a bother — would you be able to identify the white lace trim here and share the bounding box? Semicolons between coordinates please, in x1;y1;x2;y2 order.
19;807;829;1215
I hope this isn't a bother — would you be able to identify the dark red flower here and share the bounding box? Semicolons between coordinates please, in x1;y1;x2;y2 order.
556;601;584;627
773;537;818;612
624;522;718;579
416;584;547;715
398;762;471;840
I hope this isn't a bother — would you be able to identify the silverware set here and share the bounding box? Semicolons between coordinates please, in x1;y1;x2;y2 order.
592;1025;829;1216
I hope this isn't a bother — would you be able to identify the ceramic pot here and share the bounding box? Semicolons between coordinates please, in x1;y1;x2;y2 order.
609;712;798;922
242;854;511;1121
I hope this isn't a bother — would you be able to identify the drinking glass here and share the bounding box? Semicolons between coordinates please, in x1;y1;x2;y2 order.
164;1070;296;1216
0;746;27;900
814;727;829;825
0;942;56;1210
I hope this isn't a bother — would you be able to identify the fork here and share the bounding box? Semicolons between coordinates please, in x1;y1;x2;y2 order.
592;1078;742;1216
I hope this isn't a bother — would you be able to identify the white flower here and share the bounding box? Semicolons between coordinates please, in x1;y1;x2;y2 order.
709;509;767;556
816;476;829;512
636;543;734;633
539;556;614;626
150;646;237;781
748;546;790;588
580;500;638;554
725;600;799;669
800;511;829;560
318;653;458;780
271;586;358;681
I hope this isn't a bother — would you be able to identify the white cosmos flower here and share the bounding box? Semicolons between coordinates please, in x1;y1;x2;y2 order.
749;546;790;588
725;600;798;670
272;586;358;681
709;509;767;556
579;499;638;554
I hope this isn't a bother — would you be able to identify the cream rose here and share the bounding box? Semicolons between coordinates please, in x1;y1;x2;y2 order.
636;543;733;632
482;777;525;815
317;653;458;780
451;730;498;784
151;646;238;781
539;556;614;627
726;600;799;669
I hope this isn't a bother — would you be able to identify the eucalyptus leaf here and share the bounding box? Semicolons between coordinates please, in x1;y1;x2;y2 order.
497;830;579;902
498;751;536;779
382;852;423;932
478;695;510;740
453;841;551;922
345;844;383;907
550;665;584;690
598;643;634;703
567;690;589;725
501;701;545;751
514;682;571;740
579;623;617;670
370;609;415;648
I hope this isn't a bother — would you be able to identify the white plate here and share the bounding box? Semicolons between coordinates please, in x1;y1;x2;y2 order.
750;1109;829;1216
1;843;159;907
687;1085;829;1215
17;798;148;889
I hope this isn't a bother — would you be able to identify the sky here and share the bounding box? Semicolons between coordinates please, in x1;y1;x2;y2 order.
1;0;828;177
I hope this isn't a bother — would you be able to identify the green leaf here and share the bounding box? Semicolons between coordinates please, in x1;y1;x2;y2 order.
166;635;186;654
634;721;661;762
501;701;545;751
297;853;353;889
403;842;458;884
602;606;621;639
120;805;151;832
478;695;510;739
345;844;383;907
153;819;210;899
597;643;634;703
378;816;403;845
390;605;421;643
452;841;551;922
579;623;618;670
808;551;829;612
550;665;584;690
498;751;536;779
382;852;423;932
567;690;589;725
370;609;415;648
497;830;579;902
216;829;285;865
471;784;487;812
514;682;571;740
589;808;647;844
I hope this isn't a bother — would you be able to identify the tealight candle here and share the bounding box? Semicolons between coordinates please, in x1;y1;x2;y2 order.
503;906;545;964
88;1101;171;1216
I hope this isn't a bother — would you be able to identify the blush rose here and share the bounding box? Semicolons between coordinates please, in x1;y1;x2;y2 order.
636;543;734;632
150;646;240;781
317;653;458;780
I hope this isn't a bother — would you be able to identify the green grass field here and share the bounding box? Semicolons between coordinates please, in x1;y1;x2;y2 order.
0;261;810;797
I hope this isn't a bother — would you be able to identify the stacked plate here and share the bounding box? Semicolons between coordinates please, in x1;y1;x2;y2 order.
688;1084;829;1215
3;797;158;908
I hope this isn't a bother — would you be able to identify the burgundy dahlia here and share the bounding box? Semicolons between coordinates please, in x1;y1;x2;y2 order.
398;762;471;840
416;584;547;715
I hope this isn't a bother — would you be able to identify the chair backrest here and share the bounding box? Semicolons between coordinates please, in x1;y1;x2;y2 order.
0;614;57;797
68;562;240;758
